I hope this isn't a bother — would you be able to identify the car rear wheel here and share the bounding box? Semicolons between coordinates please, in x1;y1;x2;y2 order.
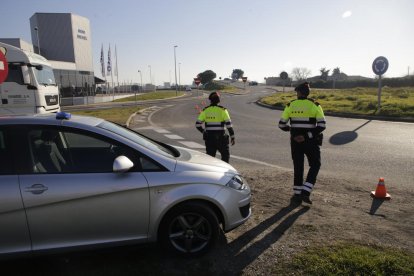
159;202;220;255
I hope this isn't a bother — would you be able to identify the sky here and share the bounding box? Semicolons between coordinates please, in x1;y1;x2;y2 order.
1;0;413;85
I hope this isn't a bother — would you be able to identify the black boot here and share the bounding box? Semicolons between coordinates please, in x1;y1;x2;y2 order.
290;194;302;204
301;194;312;204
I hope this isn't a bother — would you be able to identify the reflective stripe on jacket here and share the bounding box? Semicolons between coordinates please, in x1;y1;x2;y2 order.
196;105;234;137
278;98;326;136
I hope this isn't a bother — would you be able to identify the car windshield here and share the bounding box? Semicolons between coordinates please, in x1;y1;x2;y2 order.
97;120;175;158
32;65;57;86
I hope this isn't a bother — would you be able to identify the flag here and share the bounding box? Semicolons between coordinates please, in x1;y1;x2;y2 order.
107;44;112;76
100;44;105;77
114;44;118;77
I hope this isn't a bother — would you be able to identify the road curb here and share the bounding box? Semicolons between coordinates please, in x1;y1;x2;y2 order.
255;100;414;123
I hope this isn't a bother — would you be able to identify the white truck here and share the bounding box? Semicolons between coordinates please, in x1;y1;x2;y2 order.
0;42;60;115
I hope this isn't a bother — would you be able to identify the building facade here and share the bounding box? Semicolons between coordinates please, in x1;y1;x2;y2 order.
29;13;95;97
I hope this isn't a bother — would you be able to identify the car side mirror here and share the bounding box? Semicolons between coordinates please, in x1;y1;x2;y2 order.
113;155;134;173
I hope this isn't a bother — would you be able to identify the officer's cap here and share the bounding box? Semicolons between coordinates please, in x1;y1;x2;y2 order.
295;82;310;96
208;91;220;103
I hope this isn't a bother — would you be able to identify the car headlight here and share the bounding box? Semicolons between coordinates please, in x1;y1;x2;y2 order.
226;175;246;190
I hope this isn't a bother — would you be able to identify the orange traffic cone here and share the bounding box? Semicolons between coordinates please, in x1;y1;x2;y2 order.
371;177;391;200
195;104;201;114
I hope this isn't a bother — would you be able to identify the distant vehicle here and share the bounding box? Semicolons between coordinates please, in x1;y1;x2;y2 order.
249;81;258;86
0;42;60;115
185;86;192;91
0;112;251;256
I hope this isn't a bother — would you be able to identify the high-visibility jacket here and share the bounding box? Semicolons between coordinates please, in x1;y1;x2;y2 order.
196;104;235;138
278;98;326;137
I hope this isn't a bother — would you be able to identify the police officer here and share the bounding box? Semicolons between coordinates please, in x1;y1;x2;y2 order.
278;82;326;204
196;92;235;163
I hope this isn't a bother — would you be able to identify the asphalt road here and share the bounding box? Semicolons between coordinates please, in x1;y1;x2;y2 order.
129;87;414;192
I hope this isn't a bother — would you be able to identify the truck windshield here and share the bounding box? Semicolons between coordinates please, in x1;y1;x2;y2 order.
33;65;57;86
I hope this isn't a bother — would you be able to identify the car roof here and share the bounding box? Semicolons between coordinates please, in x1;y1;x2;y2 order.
0;113;104;128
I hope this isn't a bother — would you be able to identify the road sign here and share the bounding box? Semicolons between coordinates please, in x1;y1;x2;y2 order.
194;78;201;86
0;50;8;84
280;71;288;80
372;56;389;113
242;77;247;83
372;56;389;76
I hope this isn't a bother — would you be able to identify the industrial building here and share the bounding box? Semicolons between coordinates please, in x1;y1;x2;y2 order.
1;13;100;98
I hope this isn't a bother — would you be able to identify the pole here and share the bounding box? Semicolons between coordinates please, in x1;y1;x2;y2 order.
174;45;178;96
178;62;181;92
135;70;142;105
138;70;143;103
148;65;152;90
115;45;119;90
378;74;382;113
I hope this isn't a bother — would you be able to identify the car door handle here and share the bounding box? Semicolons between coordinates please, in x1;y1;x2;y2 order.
25;184;49;194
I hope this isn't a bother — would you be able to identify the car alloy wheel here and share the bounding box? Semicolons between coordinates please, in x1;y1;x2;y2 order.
160;202;219;255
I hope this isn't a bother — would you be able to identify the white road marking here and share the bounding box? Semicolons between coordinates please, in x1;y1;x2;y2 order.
231;154;287;169
165;134;184;140
142;105;288;169
154;128;170;134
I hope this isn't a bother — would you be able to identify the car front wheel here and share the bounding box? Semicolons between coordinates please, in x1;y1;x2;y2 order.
159;202;220;255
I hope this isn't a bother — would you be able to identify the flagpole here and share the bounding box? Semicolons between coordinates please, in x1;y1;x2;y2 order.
115;44;119;92
107;44;115;100
100;44;107;95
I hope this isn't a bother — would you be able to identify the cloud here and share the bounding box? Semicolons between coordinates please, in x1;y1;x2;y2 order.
342;10;352;18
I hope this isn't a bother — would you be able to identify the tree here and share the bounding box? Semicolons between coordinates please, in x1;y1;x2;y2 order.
231;69;244;80
331;67;341;89
320;67;330;81
332;67;341;78
291;67;311;81
197;70;217;85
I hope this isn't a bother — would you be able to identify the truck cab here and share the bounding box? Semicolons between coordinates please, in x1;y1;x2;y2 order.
0;42;60;115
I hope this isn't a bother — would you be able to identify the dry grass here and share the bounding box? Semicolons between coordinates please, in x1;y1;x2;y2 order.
261;87;414;117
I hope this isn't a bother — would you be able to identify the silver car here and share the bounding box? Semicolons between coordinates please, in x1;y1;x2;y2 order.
0;112;251;257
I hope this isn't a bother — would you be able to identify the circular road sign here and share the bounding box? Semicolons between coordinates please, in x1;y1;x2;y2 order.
280;71;288;80
372;56;389;76
194;78;201;86
0;50;8;84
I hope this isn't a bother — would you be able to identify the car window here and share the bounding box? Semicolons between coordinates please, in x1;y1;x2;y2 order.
0;128;14;175
140;156;164;171
64;131;110;148
27;127;164;174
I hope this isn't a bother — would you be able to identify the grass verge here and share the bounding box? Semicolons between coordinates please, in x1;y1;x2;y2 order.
112;90;184;102
272;242;414;275
261;87;414;117
72;106;143;125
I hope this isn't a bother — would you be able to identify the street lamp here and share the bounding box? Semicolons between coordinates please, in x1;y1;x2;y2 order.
174;45;178;96
138;70;143;92
34;26;41;55
178;62;181;92
137;70;143;104
148;65;152;86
